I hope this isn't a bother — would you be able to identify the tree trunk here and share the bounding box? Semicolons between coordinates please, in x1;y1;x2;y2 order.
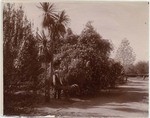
50;33;54;100
45;28;54;102
45;62;50;102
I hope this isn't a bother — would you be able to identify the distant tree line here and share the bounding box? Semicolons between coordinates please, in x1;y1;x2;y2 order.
126;61;149;75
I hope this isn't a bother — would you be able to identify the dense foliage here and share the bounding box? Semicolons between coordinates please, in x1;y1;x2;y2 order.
54;22;124;95
3;4;43;114
4;3;126;115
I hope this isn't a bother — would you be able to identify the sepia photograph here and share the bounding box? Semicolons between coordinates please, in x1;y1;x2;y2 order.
3;1;149;117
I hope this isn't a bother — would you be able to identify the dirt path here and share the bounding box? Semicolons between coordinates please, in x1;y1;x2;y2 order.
34;77;148;117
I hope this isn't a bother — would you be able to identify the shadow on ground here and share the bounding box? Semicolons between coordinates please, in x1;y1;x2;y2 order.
5;77;148;117
36;78;148;109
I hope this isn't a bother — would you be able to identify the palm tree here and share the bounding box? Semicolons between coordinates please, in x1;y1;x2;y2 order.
55;10;69;37
38;2;69;102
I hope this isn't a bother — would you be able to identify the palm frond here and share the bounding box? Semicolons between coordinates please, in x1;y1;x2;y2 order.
36;32;43;41
58;10;70;25
38;2;57;28
36;30;48;45
41;30;47;40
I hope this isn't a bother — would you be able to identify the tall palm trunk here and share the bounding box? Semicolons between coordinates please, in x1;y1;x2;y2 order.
50;48;53;100
46;45;53;102
50;29;55;100
45;28;55;102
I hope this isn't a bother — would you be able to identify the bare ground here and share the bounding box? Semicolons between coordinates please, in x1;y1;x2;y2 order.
32;77;148;118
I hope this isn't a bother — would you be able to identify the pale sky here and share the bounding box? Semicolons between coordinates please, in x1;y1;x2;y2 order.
19;1;148;63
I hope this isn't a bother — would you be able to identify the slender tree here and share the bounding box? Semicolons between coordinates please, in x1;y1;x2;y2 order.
115;38;136;73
